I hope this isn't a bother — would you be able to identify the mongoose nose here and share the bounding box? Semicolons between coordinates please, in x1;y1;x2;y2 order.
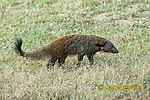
115;50;119;53
113;49;119;53
112;48;119;53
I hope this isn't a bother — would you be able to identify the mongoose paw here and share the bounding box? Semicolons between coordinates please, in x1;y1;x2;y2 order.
46;63;54;69
90;62;94;67
76;62;81;68
46;63;50;69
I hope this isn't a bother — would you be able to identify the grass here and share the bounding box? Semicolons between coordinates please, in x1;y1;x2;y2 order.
0;0;150;99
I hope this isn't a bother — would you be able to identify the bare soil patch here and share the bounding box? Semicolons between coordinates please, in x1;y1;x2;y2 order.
126;4;138;11
135;10;150;18
94;13;110;21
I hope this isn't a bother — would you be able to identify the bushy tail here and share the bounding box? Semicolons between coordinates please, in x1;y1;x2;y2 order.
14;38;25;57
14;38;50;60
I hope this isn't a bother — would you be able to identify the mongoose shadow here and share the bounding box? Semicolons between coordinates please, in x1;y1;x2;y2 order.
14;34;119;69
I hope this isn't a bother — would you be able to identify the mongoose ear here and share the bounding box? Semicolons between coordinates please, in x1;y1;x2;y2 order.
95;38;106;47
96;40;106;47
95;41;106;47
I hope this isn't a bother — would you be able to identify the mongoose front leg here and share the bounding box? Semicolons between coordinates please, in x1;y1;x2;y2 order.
87;53;94;66
76;54;85;67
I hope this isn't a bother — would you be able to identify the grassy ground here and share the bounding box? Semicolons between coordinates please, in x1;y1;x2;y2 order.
0;0;150;99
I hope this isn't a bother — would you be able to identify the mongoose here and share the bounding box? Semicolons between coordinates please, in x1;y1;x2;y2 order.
14;34;119;69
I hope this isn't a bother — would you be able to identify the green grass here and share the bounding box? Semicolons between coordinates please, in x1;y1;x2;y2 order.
0;0;150;99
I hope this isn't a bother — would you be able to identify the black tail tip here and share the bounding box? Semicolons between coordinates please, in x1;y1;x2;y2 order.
14;38;25;57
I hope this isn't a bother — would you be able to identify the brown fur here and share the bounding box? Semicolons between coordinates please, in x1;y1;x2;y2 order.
14;34;119;69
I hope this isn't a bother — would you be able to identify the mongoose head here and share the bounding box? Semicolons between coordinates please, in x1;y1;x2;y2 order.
101;39;119;53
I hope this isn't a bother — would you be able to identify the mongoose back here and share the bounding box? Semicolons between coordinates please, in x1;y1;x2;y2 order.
14;34;119;69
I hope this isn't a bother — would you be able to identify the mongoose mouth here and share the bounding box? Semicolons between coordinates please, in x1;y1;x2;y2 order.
112;50;119;53
101;48;119;53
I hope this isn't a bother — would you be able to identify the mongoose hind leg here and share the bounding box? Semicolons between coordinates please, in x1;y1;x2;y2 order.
76;54;85;67
46;58;57;69
58;56;67;68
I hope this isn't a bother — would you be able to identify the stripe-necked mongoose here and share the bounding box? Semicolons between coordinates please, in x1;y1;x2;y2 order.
14;34;119;69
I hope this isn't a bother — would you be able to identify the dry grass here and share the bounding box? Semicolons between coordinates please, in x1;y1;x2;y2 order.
0;0;150;99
